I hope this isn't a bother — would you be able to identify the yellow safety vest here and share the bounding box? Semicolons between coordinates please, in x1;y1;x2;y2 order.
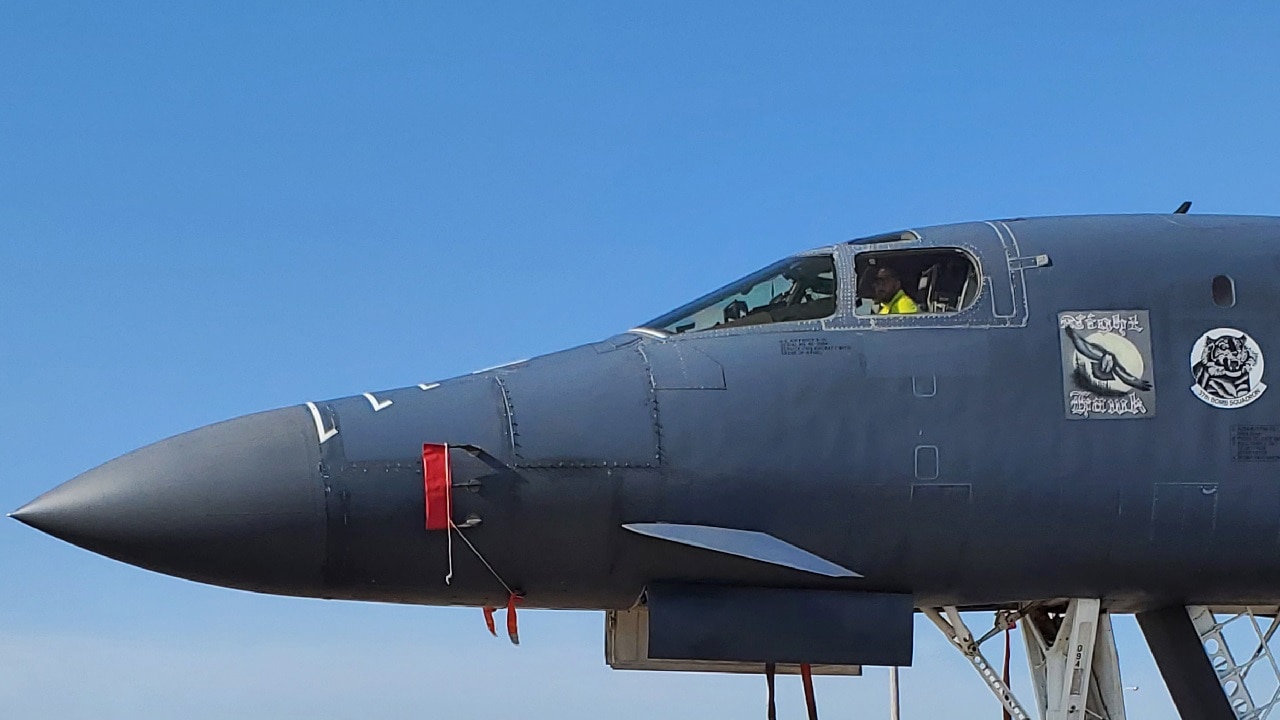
878;289;919;315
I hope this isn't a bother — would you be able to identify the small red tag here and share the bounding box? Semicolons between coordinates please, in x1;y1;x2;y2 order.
422;443;451;530
506;594;522;645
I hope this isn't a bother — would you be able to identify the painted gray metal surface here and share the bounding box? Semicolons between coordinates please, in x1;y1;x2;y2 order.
621;523;860;578
13;213;1280;618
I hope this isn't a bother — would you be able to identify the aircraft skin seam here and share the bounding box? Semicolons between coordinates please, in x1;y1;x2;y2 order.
510;461;657;470
635;342;666;467
494;375;519;460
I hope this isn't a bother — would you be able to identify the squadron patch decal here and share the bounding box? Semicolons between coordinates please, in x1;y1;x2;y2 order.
1190;328;1266;409
1058;311;1156;420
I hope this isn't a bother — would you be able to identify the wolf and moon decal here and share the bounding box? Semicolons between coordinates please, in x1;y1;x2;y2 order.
1190;328;1267;409
1059;311;1156;420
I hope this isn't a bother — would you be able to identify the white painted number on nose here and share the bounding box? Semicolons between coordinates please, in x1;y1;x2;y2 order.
362;392;393;412
305;402;338;444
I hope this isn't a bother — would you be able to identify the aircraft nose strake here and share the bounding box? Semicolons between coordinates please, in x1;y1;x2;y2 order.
10;406;327;595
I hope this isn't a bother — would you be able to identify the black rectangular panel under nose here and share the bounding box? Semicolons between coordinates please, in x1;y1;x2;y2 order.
645;583;913;666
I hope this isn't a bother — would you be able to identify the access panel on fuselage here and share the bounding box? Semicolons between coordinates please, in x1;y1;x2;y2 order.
498;344;660;468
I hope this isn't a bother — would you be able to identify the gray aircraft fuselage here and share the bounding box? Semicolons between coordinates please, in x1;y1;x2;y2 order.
15;214;1280;622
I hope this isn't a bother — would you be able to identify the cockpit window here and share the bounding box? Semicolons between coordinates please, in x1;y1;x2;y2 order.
853;248;980;315
642;255;837;335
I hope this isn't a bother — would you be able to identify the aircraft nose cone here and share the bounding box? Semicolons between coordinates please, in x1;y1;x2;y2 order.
11;406;326;594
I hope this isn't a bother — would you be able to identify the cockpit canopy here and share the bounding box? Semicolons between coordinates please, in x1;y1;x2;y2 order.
642;254;837;335
639;242;983;336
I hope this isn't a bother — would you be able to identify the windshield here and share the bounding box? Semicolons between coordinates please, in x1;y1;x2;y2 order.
641;254;837;335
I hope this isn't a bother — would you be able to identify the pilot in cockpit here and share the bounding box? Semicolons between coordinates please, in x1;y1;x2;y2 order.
869;266;919;315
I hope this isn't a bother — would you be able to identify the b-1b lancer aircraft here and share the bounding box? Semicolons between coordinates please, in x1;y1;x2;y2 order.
15;211;1280;719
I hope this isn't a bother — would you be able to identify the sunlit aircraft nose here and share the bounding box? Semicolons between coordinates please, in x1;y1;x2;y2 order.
10;406;326;594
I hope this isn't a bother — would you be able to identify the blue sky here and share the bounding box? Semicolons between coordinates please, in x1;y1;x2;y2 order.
2;2;1278;717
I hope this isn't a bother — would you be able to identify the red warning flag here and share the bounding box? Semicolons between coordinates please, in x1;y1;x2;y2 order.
422;443;451;530
506;594;522;645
